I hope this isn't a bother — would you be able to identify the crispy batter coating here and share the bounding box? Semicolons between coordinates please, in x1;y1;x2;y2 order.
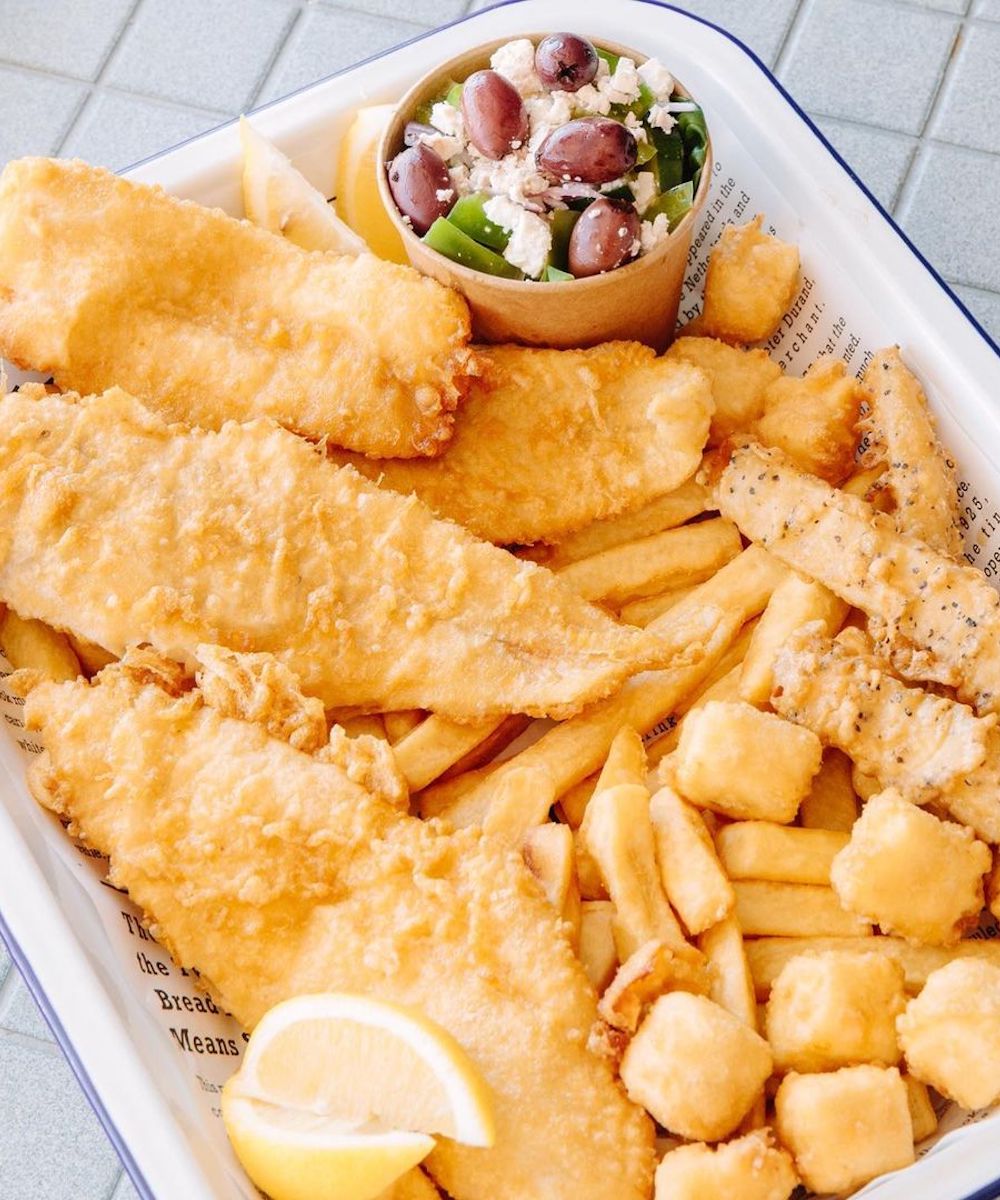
719;442;1000;715
771;625;991;801
0;388;659;721
861;347;963;558
754;358;863;484
331;345;713;546
0;158;476;457
663;337;780;445
25;658;655;1200
697;216;800;344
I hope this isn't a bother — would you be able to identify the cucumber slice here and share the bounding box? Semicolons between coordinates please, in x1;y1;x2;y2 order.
447;193;509;252
643;181;694;230
609;81;656;122
549;208;580;271
445;81;463;107
635;138;657;166
595;46;619;72
423;218;523;279
543;265;574;282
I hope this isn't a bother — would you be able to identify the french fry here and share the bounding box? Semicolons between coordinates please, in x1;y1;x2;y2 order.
416;760;501;826
65;633;116;677
555;774;597;829
598;939;709;1032
544;479;711;568
578;900;618;992
382;709;424;743
799;749;859;832
0;609;80;682
903;1074;938;1143
579;782;687;958
450;546;788;814
744;935;1000;999
716;822;849;886
483;766;555;844
739;573;848;705
841;462;888;503
650;787;734;935
336;713;388;741
617;585;697;628
575;828;609;901
733;880;872;938
438;714;534;782
696;915;758;1029
596;726;647;791
556;518;742;606
522;822;579;940
394;713;506;792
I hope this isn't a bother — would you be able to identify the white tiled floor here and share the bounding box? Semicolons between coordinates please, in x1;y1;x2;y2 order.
0;0;999;1196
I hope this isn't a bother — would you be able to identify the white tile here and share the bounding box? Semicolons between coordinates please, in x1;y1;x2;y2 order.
654;0;801;65
778;0;959;134
898;143;1000;290
929;24;1000;153
0;1039;122;1200
0;0;134;81
815;116;917;209
0;67;87;167
320;0;466;26
106;0;295;112
61;90;223;171
0;973;55;1043
0;936;9;987
259;6;427;104
973;0;1000;18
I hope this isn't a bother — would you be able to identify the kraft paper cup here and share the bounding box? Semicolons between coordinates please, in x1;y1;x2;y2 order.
377;35;712;351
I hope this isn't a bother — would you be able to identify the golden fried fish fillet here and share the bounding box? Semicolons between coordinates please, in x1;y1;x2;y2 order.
0;387;660;721
860;348;963;558
331;345;713;545
0;158;476;457
24;655;655;1200
719;443;1000;716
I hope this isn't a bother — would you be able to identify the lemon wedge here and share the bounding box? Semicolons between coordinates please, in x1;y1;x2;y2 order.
223;993;495;1200
335;105;409;263
240;117;366;255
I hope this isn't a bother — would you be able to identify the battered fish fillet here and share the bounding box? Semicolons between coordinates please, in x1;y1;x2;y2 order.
771;625;991;801
330;346;714;545
24;655;655;1200
0;158;476;457
719;443;1000;715
860;348;963;558
0;387;659;721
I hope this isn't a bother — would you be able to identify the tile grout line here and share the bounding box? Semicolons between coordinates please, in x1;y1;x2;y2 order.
53;0;145;156
772;0;815;78
767;0;808;72
246;2;309;111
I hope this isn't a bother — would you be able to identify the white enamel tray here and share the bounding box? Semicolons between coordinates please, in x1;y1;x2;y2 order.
2;2;1000;1198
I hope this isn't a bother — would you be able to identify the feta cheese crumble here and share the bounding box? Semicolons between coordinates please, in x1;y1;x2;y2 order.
484;194;553;278
605;56;641;105
490;38;544;96
647;103;677;133
637;58;674;100
430;101;462;137
629;171;657;215
640;212;671;254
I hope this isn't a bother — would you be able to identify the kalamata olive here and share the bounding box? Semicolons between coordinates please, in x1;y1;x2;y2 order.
386;144;453;235
461;69;529;160
536;117;637;186
535;33;599;92
567;197;640;277
403;120;438;147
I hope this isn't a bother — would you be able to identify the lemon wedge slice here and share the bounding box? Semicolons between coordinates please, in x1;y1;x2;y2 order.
240;117;366;255
335;105;409;263
223;993;495;1200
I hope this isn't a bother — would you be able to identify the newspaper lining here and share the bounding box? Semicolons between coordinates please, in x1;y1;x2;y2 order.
1;103;999;1200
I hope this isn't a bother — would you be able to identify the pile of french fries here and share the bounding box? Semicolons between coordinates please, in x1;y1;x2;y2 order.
5;215;1000;1200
